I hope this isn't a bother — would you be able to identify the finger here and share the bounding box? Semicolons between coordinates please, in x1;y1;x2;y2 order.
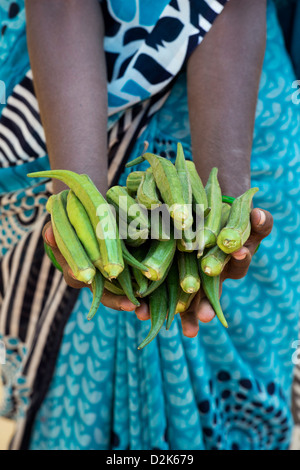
245;208;273;255
63;267;88;289
179;291;201;337
196;298;216;323
223;246;252;280
42;222;69;270
42;222;57;248
42;223;83;287
179;308;199;338
100;290;137;311
43;223;72;272
186;289;215;323
135;302;150;321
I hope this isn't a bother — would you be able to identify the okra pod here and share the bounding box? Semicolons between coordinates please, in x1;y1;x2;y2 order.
142;236;176;282
44;242;63;273
66;190;102;268
202;168;222;248
47;190;96;284
126;153;191;228
104;279;125;296
137;168;162;209
199;267;228;328
175;143;192;206
178;251;201;294
121;239;149;272
217;187;259;254
139;262;172;298
166;259;181;330
87;270;105;321
220;203;232;229
185;160;208;213
126;171;145;196
106;185;149;231
117;263;140;307
200;245;230;277
137;283;168;349
28;170;124;280
175;290;197;314
131;247;149;297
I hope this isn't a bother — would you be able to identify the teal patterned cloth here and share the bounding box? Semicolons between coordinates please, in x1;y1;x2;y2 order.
0;0;299;450
28;2;300;450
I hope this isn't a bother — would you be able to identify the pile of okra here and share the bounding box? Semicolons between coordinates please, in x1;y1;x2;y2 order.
28;143;258;349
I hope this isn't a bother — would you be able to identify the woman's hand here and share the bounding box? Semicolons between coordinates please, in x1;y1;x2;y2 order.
178;208;273;337
42;221;149;313
43;207;273;333
135;208;273;335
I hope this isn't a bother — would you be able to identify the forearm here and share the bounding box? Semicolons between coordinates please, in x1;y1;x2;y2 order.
187;0;266;197
26;0;108;194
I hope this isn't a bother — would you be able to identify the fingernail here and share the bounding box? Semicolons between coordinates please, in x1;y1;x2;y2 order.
232;248;247;260
45;228;55;247
68;269;77;280
258;210;266;227
44;230;52;245
120;301;135;311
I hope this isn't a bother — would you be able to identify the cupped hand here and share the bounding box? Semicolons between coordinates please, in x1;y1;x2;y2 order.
43;207;273;333
42;221;148;313
135;207;274;336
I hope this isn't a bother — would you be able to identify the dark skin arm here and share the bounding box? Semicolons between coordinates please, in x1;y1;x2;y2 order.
26;0;137;311
178;0;272;336
26;0;108;193
188;0;267;198
135;0;273;334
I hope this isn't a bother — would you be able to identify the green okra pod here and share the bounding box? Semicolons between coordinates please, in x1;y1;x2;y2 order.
185;160;208;213
142;235;176;282
217;187;259;254
126;171;145;196
87;270;105;321
178;251;201;294
104;279;125;296
66;190;102;268
28;170;124;280
137;168;162;209
131;247;149;297
46;190;96;284
139;262;172;298
126;153;192;229
199;268;228;328
175;289;197;314
220;203;232;229
200;245;231;277
117;263;140;307
44;242;63;273
137;283;168;349
175;143;192;206
166;259;181;330
202;167;222;248
106;185;149;230
120;239;149;272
